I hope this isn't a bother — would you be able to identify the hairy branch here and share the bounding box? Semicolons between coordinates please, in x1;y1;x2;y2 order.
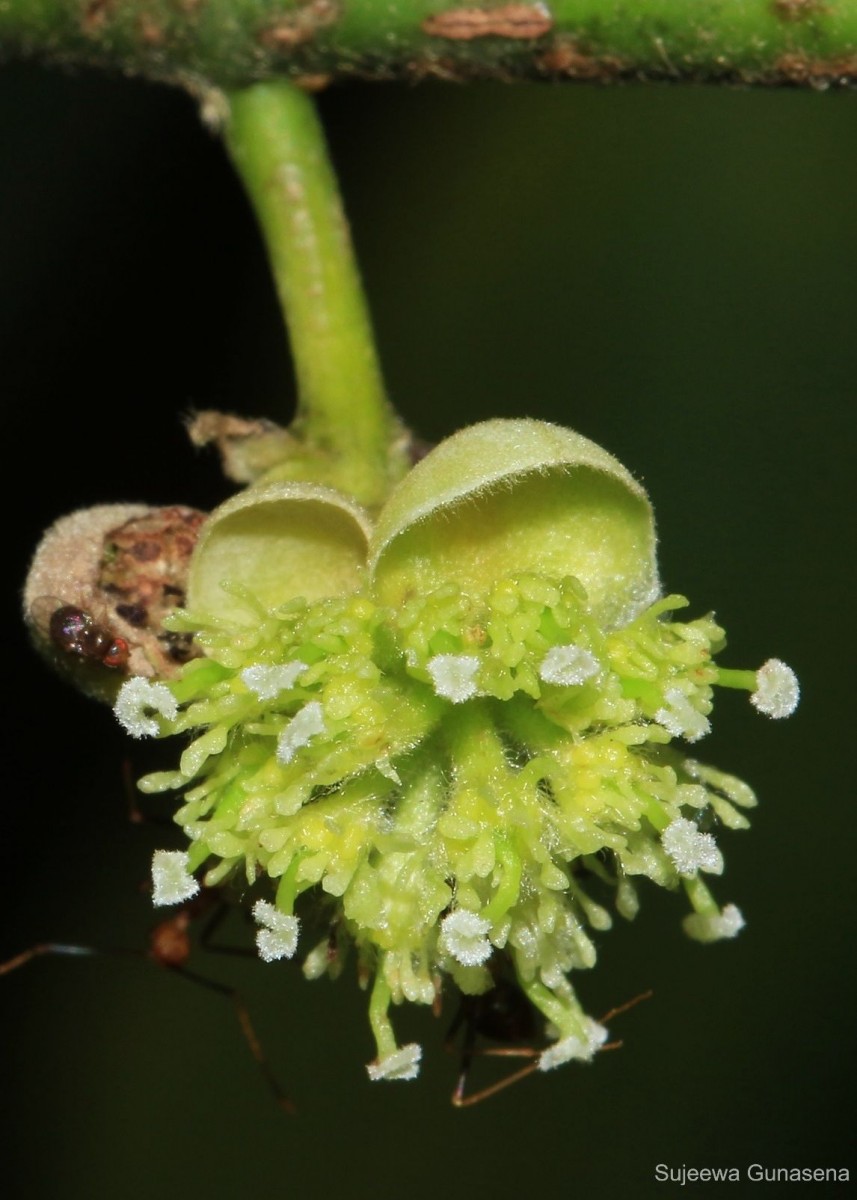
1;0;856;92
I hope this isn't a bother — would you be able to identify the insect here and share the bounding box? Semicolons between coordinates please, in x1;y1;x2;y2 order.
30;596;130;669
1;887;295;1113
444;972;653;1106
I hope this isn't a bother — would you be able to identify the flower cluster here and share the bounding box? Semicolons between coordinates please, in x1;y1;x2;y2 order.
114;419;798;1084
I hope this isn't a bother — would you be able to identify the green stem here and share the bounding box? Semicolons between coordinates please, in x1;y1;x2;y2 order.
2;1;857;89
715;667;759;692
223;80;400;507
368;972;397;1059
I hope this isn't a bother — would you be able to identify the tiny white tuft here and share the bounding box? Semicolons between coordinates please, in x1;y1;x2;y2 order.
151;849;199;907
114;677;178;738
376;757;401;785
426;654;481;703
366;1043;422;1082
662;817;724;876
439;909;493;967
253;900;300;961
539;644;599;687
683;903;745;943
276;701;325;764
655;687;710;743
751;658;800;719
538;1019;608;1071
241;661;307;701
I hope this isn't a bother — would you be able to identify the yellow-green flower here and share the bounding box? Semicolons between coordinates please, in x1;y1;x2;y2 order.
114;418;799;1084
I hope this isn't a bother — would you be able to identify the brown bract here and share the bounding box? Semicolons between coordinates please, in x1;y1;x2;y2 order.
187;409;296;483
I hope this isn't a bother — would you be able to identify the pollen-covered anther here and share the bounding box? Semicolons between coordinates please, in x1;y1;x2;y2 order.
654;687;710;743
426;653;480;703
114;677;178;738
276;700;325;764
151;849;199;907
662;817;724;876
241;660;308;700
253;899;300;961
366;1043;422;1082
683;903;745;943
439;909;493;966
751;658;800;719
539;644;599;686
538;1019;609;1071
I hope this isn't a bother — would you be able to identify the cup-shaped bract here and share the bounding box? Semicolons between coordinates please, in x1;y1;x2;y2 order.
187;481;372;622
369;418;659;629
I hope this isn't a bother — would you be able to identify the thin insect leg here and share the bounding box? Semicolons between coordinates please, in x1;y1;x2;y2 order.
196;893;258;959
448;1006;477;1108
169;964;295;1115
453;1059;540;1107
122;758;145;825
121;757;175;829
450;987;653;1107
0;943;100;976
597;988;654;1024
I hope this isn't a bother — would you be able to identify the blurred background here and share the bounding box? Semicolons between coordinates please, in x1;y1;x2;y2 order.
1;61;854;1199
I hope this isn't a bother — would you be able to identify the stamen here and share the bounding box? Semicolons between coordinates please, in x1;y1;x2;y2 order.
662;817;724;876
539;644;599;687
366;1043;422;1081
426;654;480;703
538;1019;608;1071
276;701;325;764
241;661;307;700
751;659;800;719
439;909;493;966
683;903;745;943
114;677;178;738
654;687;710;742
253;900;300;961
151;849;199;907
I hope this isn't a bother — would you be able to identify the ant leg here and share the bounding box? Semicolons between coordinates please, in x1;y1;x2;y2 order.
147;899;295;1113
598;988;654;1024
0;943;100;975
592;988;653;1052
445;996;541;1108
196;892;259;959
121;757;177;830
449;988;655;1107
122;758;146;825
2;907;294;1114
452;1049;540;1108
167;964;295;1114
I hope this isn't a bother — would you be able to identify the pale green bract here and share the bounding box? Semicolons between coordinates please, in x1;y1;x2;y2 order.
115;419;797;1084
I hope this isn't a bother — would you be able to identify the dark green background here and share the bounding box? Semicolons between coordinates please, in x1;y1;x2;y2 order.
2;63;854;1199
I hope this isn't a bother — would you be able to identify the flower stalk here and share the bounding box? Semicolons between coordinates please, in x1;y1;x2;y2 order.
223;80;407;507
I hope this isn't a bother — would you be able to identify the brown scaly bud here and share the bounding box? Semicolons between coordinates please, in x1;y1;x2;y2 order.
24;503;206;701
